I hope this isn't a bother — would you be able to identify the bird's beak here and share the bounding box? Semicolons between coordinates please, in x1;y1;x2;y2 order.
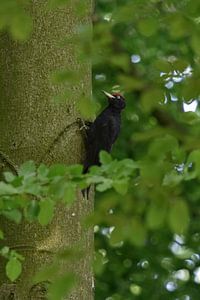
102;90;115;99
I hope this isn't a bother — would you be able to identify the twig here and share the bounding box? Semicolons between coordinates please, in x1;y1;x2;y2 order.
0;150;18;175
39;120;79;163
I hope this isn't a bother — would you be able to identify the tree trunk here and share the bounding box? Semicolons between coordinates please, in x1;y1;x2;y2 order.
0;1;93;299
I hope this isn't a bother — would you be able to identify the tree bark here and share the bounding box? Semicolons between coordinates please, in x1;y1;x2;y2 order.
0;1;93;299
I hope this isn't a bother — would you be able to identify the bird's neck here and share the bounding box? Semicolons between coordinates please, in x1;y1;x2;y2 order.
108;105;122;113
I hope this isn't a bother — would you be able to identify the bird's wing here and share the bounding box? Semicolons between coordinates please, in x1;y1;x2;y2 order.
84;116;115;172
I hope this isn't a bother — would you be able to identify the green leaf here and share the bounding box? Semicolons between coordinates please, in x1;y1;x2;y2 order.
10;250;24;262
168;200;189;234
38;200;54;226
87;175;104;185
96;179;113;192
63;183;76;205
163;171;183;187
140;161;162;185
0;182;17;195
1;246;9;256
37;164;49;181
67;164;83;176
181;112;200;125
23;180;41;196
99;151;112;164
6;258;22;282
4;172;16;183
3;209;22;224
48;274;76;300
49;181;63;199
18;161;36;177
25;200;40;221
112;179;128;195
48;164;67;178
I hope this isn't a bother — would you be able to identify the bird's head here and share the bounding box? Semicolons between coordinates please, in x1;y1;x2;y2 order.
102;90;126;110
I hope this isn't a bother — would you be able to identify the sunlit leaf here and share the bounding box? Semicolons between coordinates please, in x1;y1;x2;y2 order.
112;179;128;195
48;164;67;178
18;161;36;177
163;171;183;187
6;258;22;282
0;182;17;196
99;151;112;164
67;164;83;176
38;200;54;226
4;172;16;183
96;179;113;192
63;182;76;205
25;200;40;221
37;164;49;181
3;209;22;224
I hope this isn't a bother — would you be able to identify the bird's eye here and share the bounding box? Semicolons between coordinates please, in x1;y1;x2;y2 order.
117;95;120;100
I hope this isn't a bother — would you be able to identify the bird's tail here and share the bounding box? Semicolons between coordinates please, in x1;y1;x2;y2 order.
82;186;90;200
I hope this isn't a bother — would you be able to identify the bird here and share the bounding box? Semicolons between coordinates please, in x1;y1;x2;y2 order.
82;90;126;198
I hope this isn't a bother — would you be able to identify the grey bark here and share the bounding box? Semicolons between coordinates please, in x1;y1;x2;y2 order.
0;1;93;299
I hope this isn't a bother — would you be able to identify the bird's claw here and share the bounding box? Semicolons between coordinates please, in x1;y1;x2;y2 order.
77;118;92;131
80;124;89;131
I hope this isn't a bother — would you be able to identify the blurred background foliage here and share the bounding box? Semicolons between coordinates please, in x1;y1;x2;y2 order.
92;0;200;299
1;0;200;299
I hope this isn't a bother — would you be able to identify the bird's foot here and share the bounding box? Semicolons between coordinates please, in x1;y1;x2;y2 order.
77;118;92;131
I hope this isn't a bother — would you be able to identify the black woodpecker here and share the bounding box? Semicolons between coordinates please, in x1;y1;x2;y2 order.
82;91;126;197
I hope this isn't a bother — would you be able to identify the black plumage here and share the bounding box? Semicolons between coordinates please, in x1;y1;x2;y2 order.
83;91;126;174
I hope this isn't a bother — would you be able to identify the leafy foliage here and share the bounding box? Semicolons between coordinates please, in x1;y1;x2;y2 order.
91;0;200;299
1;0;200;299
